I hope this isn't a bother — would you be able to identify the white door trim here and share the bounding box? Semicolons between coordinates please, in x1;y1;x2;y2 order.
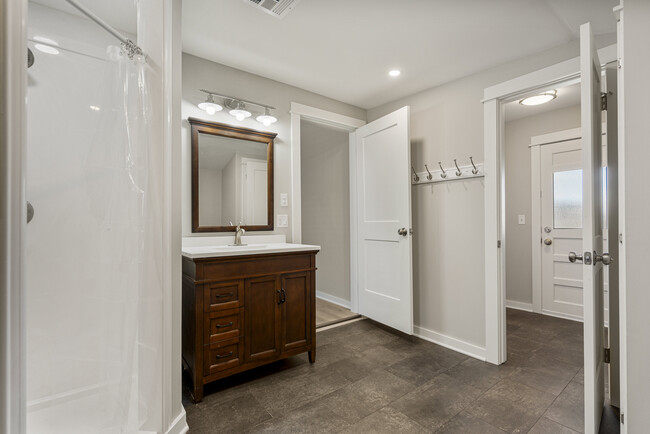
482;44;616;365
530;128;582;315
289;103;365;312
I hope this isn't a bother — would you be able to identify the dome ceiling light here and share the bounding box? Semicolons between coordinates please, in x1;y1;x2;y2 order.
519;90;557;106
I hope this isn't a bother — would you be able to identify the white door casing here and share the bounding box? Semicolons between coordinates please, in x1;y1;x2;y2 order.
580;22;606;434
241;158;267;225
355;106;413;335
540;139;584;321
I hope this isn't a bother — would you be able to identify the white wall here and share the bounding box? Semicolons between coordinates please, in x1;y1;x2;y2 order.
198;168;222;225
620;0;650;429
181;53;366;239
300;120;351;305
504;104;581;306
367;35;615;354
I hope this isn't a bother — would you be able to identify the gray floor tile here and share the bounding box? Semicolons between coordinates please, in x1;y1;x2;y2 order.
385;353;451;386
190;392;272;433
247;399;352;433
390;373;483;431
528;416;580;434
435;410;507;433
444;357;515;392
339;407;427;434
508;353;580;396
544;380;585;433
467;378;556;433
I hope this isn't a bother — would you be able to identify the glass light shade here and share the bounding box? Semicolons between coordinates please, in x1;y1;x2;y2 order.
256;114;277;127
198;94;223;114
230;108;252;121
519;90;557;106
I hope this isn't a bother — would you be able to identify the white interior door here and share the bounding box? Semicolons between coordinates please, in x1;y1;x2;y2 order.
242;158;267;225
540;140;584;321
354;106;413;335
579;22;608;433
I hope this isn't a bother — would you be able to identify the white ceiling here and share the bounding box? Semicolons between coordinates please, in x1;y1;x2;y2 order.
504;82;581;122
32;0;137;36
183;0;618;109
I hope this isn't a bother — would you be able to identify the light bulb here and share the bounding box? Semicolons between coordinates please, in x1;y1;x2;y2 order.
235;113;245;121
256;108;277;127
229;102;252;121
206;106;216;115
198;94;222;114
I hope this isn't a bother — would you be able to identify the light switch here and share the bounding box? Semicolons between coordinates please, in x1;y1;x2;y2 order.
277;214;288;227
518;215;526;225
280;193;288;207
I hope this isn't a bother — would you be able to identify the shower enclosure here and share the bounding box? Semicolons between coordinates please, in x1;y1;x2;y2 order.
24;2;164;432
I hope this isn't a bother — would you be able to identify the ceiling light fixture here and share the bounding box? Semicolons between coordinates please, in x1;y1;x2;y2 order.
389;69;401;77
519;90;557;106
198;93;223;115
256;107;278;127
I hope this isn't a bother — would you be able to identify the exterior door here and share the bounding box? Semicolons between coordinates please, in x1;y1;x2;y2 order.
540;139;584;321
579;22;608;433
354;106;413;335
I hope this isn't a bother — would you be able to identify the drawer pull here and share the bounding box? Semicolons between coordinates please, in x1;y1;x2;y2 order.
215;351;233;359
215;292;234;298
215;322;233;329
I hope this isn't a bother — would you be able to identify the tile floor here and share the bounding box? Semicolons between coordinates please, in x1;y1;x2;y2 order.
183;309;617;433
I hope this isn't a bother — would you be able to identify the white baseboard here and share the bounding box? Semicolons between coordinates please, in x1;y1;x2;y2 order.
541;309;583;323
316;291;351;309
506;300;534;312
165;409;189;434
413;326;486;361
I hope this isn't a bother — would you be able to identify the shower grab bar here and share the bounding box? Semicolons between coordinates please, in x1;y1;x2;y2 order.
64;0;144;59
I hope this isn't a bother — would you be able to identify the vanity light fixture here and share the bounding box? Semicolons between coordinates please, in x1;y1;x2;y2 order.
256;107;278;127
198;89;277;127
519;90;557;106
197;93;223;115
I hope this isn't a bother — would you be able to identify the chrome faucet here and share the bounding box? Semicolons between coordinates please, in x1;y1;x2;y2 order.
233;222;246;246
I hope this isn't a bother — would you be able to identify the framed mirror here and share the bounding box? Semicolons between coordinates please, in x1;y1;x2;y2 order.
189;117;276;232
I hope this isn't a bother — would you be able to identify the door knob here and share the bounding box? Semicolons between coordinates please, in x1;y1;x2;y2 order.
568;251;582;263
594;252;613;265
543;238;552;246
397;228;408;236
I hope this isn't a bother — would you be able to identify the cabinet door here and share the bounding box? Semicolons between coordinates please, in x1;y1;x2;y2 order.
280;271;312;352
244;275;281;362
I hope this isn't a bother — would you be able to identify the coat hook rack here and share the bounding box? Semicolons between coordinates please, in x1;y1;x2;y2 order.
438;162;447;179
424;164;433;180
470;156;479;175
412;157;484;185
453;159;462;177
411;166;420;182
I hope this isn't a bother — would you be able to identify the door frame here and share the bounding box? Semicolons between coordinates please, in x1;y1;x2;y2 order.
289;103;365;312
482;44;617;365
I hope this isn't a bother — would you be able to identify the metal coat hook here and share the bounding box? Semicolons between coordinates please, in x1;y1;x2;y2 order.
411;166;420;182
438;162;447;179
453;159;462;177
470;156;479;175
424;164;433;180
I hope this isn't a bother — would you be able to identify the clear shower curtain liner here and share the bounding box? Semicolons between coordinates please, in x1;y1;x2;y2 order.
85;45;162;433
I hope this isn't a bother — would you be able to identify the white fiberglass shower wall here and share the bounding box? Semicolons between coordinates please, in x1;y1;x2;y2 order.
25;3;163;432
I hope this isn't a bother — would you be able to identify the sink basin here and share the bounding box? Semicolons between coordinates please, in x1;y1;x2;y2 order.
212;244;267;251
182;242;320;259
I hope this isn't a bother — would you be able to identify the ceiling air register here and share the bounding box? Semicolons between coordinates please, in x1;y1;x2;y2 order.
243;0;302;18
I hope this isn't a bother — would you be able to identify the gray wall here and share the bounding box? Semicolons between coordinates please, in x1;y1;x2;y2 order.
368;35;615;350
621;0;650;428
300;120;351;304
504;104;581;306
181;53;366;238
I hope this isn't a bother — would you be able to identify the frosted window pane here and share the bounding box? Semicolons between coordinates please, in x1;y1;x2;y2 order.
554;169;583;229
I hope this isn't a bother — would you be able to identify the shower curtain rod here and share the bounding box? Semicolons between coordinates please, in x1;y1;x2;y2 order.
64;0;144;59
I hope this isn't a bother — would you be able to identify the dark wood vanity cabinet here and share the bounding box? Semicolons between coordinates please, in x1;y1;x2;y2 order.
182;251;317;403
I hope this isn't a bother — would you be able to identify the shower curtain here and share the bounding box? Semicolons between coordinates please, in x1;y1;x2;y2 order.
85;45;162;433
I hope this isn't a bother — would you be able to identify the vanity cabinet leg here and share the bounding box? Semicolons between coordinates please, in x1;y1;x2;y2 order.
193;384;204;403
308;349;316;363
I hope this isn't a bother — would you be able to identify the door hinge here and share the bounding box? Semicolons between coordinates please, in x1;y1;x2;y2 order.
621;413;624;424
601;93;608;111
604;347;611;363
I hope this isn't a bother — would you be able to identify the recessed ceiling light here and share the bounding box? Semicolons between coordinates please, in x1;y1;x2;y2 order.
34;44;59;55
33;36;59;46
389;69;401;77
519;90;557;106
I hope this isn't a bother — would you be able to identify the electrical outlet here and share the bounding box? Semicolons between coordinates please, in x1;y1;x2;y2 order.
280;193;288;207
277;214;288;227
518;214;526;225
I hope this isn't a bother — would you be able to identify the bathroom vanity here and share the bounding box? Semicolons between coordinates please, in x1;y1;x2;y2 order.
182;239;319;402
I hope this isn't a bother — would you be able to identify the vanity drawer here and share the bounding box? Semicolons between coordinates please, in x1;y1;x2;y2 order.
204;280;243;311
203;339;242;375
204;308;242;344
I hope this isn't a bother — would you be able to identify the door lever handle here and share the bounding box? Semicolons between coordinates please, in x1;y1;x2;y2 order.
568;251;582;263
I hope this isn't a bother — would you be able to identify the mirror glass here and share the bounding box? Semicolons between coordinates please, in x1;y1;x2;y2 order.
190;118;275;232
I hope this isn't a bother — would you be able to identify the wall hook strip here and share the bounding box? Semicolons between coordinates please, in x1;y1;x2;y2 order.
453;159;462;177
411;166;420;182
470;156;479;175
424;164;433;180
438;162;447;179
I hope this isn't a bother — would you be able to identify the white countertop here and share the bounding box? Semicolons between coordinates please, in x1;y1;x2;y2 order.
182;235;320;259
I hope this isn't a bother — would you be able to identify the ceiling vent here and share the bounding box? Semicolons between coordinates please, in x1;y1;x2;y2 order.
243;0;302;19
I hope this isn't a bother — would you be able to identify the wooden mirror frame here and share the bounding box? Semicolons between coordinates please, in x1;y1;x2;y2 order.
189;117;276;232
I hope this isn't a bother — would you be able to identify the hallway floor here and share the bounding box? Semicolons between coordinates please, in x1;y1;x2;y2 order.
183;310;598;433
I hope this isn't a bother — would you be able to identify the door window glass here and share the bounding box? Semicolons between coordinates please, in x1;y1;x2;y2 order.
554;169;583;228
